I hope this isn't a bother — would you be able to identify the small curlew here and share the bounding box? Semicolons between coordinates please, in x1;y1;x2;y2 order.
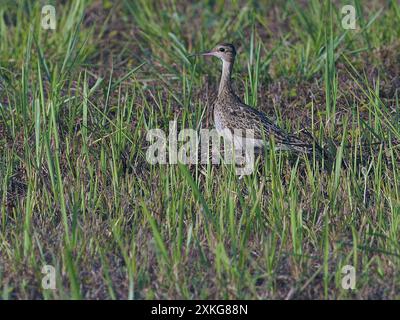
191;43;323;161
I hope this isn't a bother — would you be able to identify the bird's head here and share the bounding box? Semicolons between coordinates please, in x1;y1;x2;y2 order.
190;43;236;63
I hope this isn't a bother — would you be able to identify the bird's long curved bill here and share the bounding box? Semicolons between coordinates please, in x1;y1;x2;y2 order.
187;51;214;58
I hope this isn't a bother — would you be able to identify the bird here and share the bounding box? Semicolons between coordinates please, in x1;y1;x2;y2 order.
191;43;324;161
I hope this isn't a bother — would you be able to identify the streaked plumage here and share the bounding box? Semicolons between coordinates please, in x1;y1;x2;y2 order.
198;43;321;155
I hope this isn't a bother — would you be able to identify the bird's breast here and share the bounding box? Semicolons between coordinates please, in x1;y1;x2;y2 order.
213;104;226;133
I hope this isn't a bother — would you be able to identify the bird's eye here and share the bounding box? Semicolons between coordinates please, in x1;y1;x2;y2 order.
219;47;225;52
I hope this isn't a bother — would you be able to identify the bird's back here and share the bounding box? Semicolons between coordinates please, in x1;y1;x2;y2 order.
214;92;320;155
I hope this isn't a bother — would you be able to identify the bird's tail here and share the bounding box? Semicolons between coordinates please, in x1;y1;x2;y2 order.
282;130;332;163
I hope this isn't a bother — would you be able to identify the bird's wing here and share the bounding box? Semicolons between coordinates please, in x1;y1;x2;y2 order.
224;102;314;153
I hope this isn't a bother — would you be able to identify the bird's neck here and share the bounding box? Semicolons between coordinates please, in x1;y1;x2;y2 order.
218;59;234;97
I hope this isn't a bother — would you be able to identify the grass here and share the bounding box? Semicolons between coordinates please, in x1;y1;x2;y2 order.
0;0;399;299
